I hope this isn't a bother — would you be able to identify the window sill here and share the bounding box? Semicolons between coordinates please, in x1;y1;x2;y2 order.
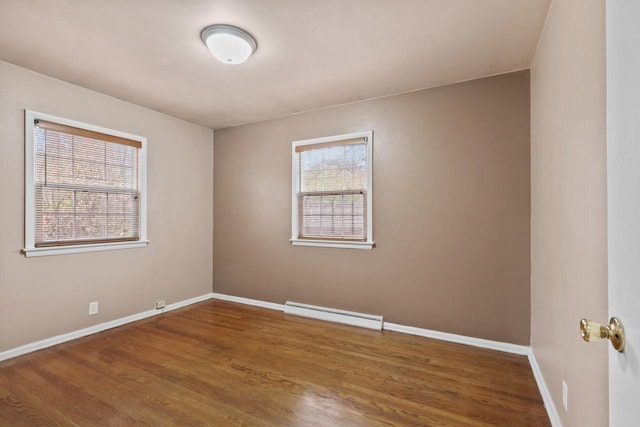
290;239;374;250
22;240;149;257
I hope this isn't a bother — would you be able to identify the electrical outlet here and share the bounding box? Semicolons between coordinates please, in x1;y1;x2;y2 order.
89;301;99;315
562;380;568;411
155;299;166;310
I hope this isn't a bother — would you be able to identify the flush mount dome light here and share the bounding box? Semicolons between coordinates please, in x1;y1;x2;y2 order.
200;24;257;64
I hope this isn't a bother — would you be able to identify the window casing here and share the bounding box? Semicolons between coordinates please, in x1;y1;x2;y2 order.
291;131;373;249
23;110;148;257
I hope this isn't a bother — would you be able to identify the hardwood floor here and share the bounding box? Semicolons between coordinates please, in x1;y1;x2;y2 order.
0;300;550;426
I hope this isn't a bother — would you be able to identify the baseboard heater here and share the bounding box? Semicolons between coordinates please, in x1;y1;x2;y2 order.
284;301;384;330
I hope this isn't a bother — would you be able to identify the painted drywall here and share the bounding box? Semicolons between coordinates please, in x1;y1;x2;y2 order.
213;71;531;345
530;0;608;426
0;61;213;352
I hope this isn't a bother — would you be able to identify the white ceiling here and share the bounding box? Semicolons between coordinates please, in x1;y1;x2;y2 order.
0;0;550;130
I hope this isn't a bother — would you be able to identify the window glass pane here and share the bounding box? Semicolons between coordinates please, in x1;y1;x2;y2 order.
35;127;46;154
300;193;365;239
41;129;138;190
41;188;73;214
297;141;368;240
106;143;137;168
75;214;107;239
74;160;106;186
106;165;136;189
45;156;74;184
74;136;105;162
299;143;367;193
35;153;46;184
55;214;75;241
33;122;141;247
108;215;137;238
45;131;73;159
108;193;137;214
302;215;322;237
76;192;107;214
321;168;344;192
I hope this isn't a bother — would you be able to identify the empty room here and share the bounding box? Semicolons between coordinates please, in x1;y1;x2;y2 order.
1;1;638;426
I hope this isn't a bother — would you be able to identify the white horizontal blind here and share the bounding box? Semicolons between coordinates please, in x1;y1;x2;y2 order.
296;138;368;240
34;120;141;247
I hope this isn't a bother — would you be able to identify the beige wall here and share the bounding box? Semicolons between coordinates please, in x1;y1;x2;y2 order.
0;61;213;352
214;72;531;344
530;1;608;426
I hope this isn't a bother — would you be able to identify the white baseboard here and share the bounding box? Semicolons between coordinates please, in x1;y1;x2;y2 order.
211;292;284;311
161;292;214;312
528;351;563;427
383;322;530;355
0;292;214;363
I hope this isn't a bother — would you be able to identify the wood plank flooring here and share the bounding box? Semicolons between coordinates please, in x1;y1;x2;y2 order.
0;300;550;426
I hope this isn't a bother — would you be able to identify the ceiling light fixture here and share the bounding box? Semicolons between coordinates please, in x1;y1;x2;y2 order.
200;24;257;65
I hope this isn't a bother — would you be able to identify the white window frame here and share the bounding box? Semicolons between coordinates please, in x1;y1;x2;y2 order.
23;110;148;257
290;131;374;250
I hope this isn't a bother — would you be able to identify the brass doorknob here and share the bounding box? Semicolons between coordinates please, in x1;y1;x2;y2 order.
580;317;625;352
